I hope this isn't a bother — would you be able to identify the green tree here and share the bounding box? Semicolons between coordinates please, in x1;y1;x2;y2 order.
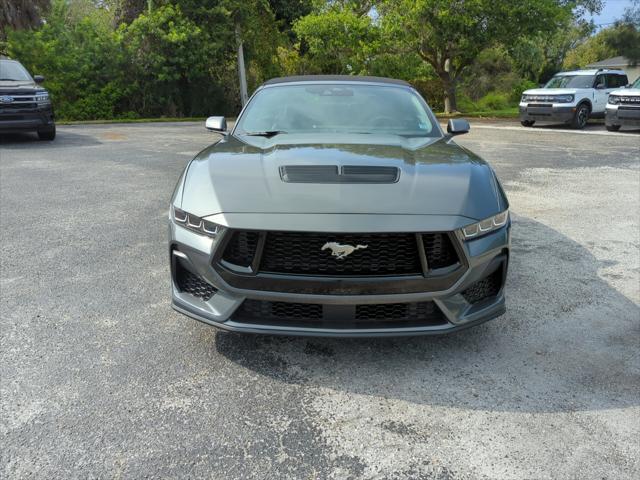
562;27;615;69
293;6;379;74
6;0;129;119
377;0;602;113
604;0;640;64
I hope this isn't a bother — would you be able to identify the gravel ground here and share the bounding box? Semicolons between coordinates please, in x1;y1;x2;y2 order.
1;121;639;479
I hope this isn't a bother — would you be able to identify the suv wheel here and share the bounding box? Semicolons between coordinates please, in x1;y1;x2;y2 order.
38;125;56;141
521;120;535;127
606;125;621;132
571;104;589;129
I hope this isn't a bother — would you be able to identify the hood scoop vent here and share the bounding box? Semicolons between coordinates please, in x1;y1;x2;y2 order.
280;165;400;184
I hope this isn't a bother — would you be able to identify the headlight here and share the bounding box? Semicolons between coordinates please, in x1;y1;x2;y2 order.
461;210;509;240
608;95;621;105
554;94;574;103
35;92;50;104
521;94;529;102
172;206;221;237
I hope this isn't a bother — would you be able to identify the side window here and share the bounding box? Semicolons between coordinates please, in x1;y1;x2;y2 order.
595;75;606;89
605;74;628;88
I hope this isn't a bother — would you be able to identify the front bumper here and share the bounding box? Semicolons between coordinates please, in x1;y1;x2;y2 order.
169;216;510;337
605;105;640;127
519;103;575;123
0;108;55;133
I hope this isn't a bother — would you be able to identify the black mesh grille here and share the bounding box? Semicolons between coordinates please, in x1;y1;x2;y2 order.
176;267;217;301
232;300;447;329
235;300;323;322
356;301;445;324
222;231;260;267
462;268;502;304
259;232;422;275
423;233;459;269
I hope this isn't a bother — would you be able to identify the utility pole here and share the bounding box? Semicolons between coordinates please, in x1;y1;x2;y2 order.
235;24;249;107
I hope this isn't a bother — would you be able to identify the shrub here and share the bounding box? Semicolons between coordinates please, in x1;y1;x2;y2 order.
510;79;538;103
476;92;511;111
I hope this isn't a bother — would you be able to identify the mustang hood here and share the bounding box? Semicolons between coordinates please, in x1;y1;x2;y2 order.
178;134;506;221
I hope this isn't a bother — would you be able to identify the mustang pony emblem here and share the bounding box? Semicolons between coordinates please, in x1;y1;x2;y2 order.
321;242;368;260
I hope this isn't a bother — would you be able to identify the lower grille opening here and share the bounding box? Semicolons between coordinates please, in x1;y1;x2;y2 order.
232;300;447;329
461;268;502;304
356;302;445;325
175;263;217;301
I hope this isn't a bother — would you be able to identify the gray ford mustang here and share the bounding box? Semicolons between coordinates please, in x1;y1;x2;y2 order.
169;76;510;337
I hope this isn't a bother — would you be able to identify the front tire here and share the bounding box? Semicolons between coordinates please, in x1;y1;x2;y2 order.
606;124;621;132
38;125;56;141
521;120;535;127
571;104;589;129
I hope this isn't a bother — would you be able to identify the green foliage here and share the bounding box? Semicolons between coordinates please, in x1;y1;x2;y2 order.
476;92;511;111
118;4;210;116
603;23;640;64
376;0;592;112
562;29;616;69
4;0;624;120
7;0;128;119
293;7;379;74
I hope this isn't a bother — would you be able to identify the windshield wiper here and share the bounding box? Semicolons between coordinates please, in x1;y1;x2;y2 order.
0;78;22;81
242;130;287;137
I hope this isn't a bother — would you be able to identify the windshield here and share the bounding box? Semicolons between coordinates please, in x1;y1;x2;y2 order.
544;75;594;89
235;83;440;137
0;60;33;81
633;77;640;89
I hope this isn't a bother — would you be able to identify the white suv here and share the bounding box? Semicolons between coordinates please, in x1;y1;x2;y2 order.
519;69;629;129
605;76;640;131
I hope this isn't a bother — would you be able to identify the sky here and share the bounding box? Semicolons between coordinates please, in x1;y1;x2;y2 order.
585;0;635;28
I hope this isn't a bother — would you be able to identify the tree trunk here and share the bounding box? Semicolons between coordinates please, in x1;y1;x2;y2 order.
444;80;457;113
439;59;457;114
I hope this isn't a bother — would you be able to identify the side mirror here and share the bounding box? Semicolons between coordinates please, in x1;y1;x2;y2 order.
447;118;470;136
205;116;227;132
33;75;45;84
596;83;606;90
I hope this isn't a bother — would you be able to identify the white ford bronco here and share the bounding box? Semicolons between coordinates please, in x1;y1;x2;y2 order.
605;76;640;131
519;69;629;129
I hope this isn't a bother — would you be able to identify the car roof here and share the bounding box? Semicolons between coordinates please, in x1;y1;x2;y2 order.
556;69;627;76
263;75;412;87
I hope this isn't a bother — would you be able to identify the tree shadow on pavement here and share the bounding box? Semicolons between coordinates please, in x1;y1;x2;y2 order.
214;214;640;414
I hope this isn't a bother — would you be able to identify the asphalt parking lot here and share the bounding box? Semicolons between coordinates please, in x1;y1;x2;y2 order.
1;121;639;479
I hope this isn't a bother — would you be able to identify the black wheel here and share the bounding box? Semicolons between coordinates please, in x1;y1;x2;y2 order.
520;120;535;127
38;125;56;141
571;104;589;129
606;124;621;132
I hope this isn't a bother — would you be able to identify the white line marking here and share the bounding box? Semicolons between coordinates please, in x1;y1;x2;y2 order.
470;124;638;137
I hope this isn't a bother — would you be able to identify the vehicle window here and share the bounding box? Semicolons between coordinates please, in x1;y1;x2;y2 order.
545;75;595;88
235;84;440;137
595;75;606;88
606;74;628;88
0;61;32;81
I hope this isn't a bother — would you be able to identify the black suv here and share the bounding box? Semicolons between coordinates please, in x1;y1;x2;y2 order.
0;58;55;140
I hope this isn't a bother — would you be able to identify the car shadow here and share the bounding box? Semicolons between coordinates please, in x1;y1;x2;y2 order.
0;130;102;148
213;214;639;414
526;122;640;133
